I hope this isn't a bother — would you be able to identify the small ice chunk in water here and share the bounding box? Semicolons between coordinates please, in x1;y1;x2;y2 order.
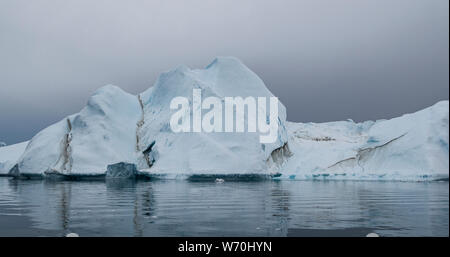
366;233;379;237
215;178;225;183
66;233;79;237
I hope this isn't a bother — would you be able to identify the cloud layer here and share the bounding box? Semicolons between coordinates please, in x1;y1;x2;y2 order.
0;0;448;144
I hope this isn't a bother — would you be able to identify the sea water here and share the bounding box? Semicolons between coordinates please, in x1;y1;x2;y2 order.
0;178;447;236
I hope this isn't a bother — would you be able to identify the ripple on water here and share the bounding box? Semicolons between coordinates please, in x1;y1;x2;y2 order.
0;178;448;236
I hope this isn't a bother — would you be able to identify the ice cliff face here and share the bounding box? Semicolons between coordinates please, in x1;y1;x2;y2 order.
283;101;449;181
0;57;448;181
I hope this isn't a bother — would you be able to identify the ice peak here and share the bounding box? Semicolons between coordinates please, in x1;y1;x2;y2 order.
205;56;244;69
162;64;190;76
92;84;128;97
85;84;136;117
432;100;449;109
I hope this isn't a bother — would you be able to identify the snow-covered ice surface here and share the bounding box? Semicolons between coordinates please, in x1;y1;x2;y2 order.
282;101;449;181
0;57;448;181
0;141;28;174
14;85;141;176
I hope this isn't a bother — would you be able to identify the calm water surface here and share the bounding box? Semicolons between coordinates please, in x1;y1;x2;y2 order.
0;178;448;236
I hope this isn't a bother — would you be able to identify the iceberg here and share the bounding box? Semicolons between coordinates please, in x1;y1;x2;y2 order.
13;85;141;177
0;141;28;175
136;57;288;175
282;101;449;181
0;57;448;181
6;57;288;178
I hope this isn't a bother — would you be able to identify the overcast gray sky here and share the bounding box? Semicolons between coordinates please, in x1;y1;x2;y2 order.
0;0;448;144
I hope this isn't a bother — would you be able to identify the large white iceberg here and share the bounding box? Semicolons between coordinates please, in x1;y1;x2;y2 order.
0;57;448;181
5;57;288;178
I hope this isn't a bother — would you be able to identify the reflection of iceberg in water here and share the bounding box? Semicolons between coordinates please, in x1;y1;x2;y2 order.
3;180;71;233
0;180;447;236
269;182;291;235
104;180;157;237
58;182;71;234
